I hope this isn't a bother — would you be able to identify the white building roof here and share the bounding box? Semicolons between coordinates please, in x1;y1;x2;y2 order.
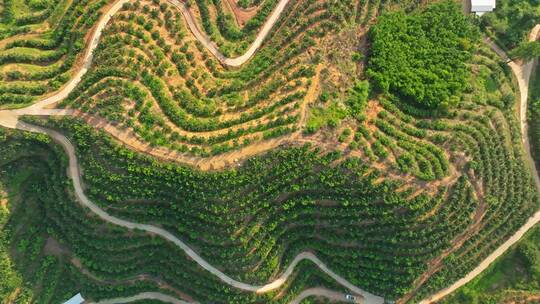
471;0;496;15
63;293;85;304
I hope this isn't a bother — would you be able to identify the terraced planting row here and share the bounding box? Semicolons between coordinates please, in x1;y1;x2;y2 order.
0;0;109;108
28;41;539;298
0;128;349;303
58;0;379;157
0;0;64;38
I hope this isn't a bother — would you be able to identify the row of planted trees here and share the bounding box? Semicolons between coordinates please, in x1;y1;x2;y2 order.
2;126;376;303
0;0;109;106
59;0;342;156
21;115;506;301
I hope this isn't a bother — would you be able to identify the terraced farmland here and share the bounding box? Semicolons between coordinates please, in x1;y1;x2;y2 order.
0;0;111;108
0;0;539;303
58;0;373;159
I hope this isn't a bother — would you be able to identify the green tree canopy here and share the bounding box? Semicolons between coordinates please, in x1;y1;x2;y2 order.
509;41;540;61
367;1;478;108
481;0;540;50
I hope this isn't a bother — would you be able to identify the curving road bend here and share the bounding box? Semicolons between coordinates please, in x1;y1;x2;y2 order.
419;24;540;304
89;288;358;304
167;0;291;67
8;120;384;303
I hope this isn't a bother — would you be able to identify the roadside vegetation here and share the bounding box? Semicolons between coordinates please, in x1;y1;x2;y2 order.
480;0;540;50
529;67;540;171
441;226;540;304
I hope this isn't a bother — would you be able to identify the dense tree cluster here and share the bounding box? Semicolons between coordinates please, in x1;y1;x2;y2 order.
481;0;540;50
367;1;478;108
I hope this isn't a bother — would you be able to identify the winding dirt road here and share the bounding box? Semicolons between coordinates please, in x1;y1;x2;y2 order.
0;0;383;303
10;120;383;303
1;0;539;302
289;287;363;304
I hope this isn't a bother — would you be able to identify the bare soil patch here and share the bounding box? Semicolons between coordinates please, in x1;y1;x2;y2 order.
224;0;260;26
43;236;68;256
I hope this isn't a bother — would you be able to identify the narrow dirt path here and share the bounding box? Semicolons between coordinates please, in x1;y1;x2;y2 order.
418;24;540;304
91;292;191;304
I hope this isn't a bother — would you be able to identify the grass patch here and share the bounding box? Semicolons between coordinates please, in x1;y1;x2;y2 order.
305;101;348;133
484;75;498;93
11;0;31;19
0;47;56;57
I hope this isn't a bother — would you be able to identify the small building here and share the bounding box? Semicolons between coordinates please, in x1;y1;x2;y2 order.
63;293;85;304
471;0;496;16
